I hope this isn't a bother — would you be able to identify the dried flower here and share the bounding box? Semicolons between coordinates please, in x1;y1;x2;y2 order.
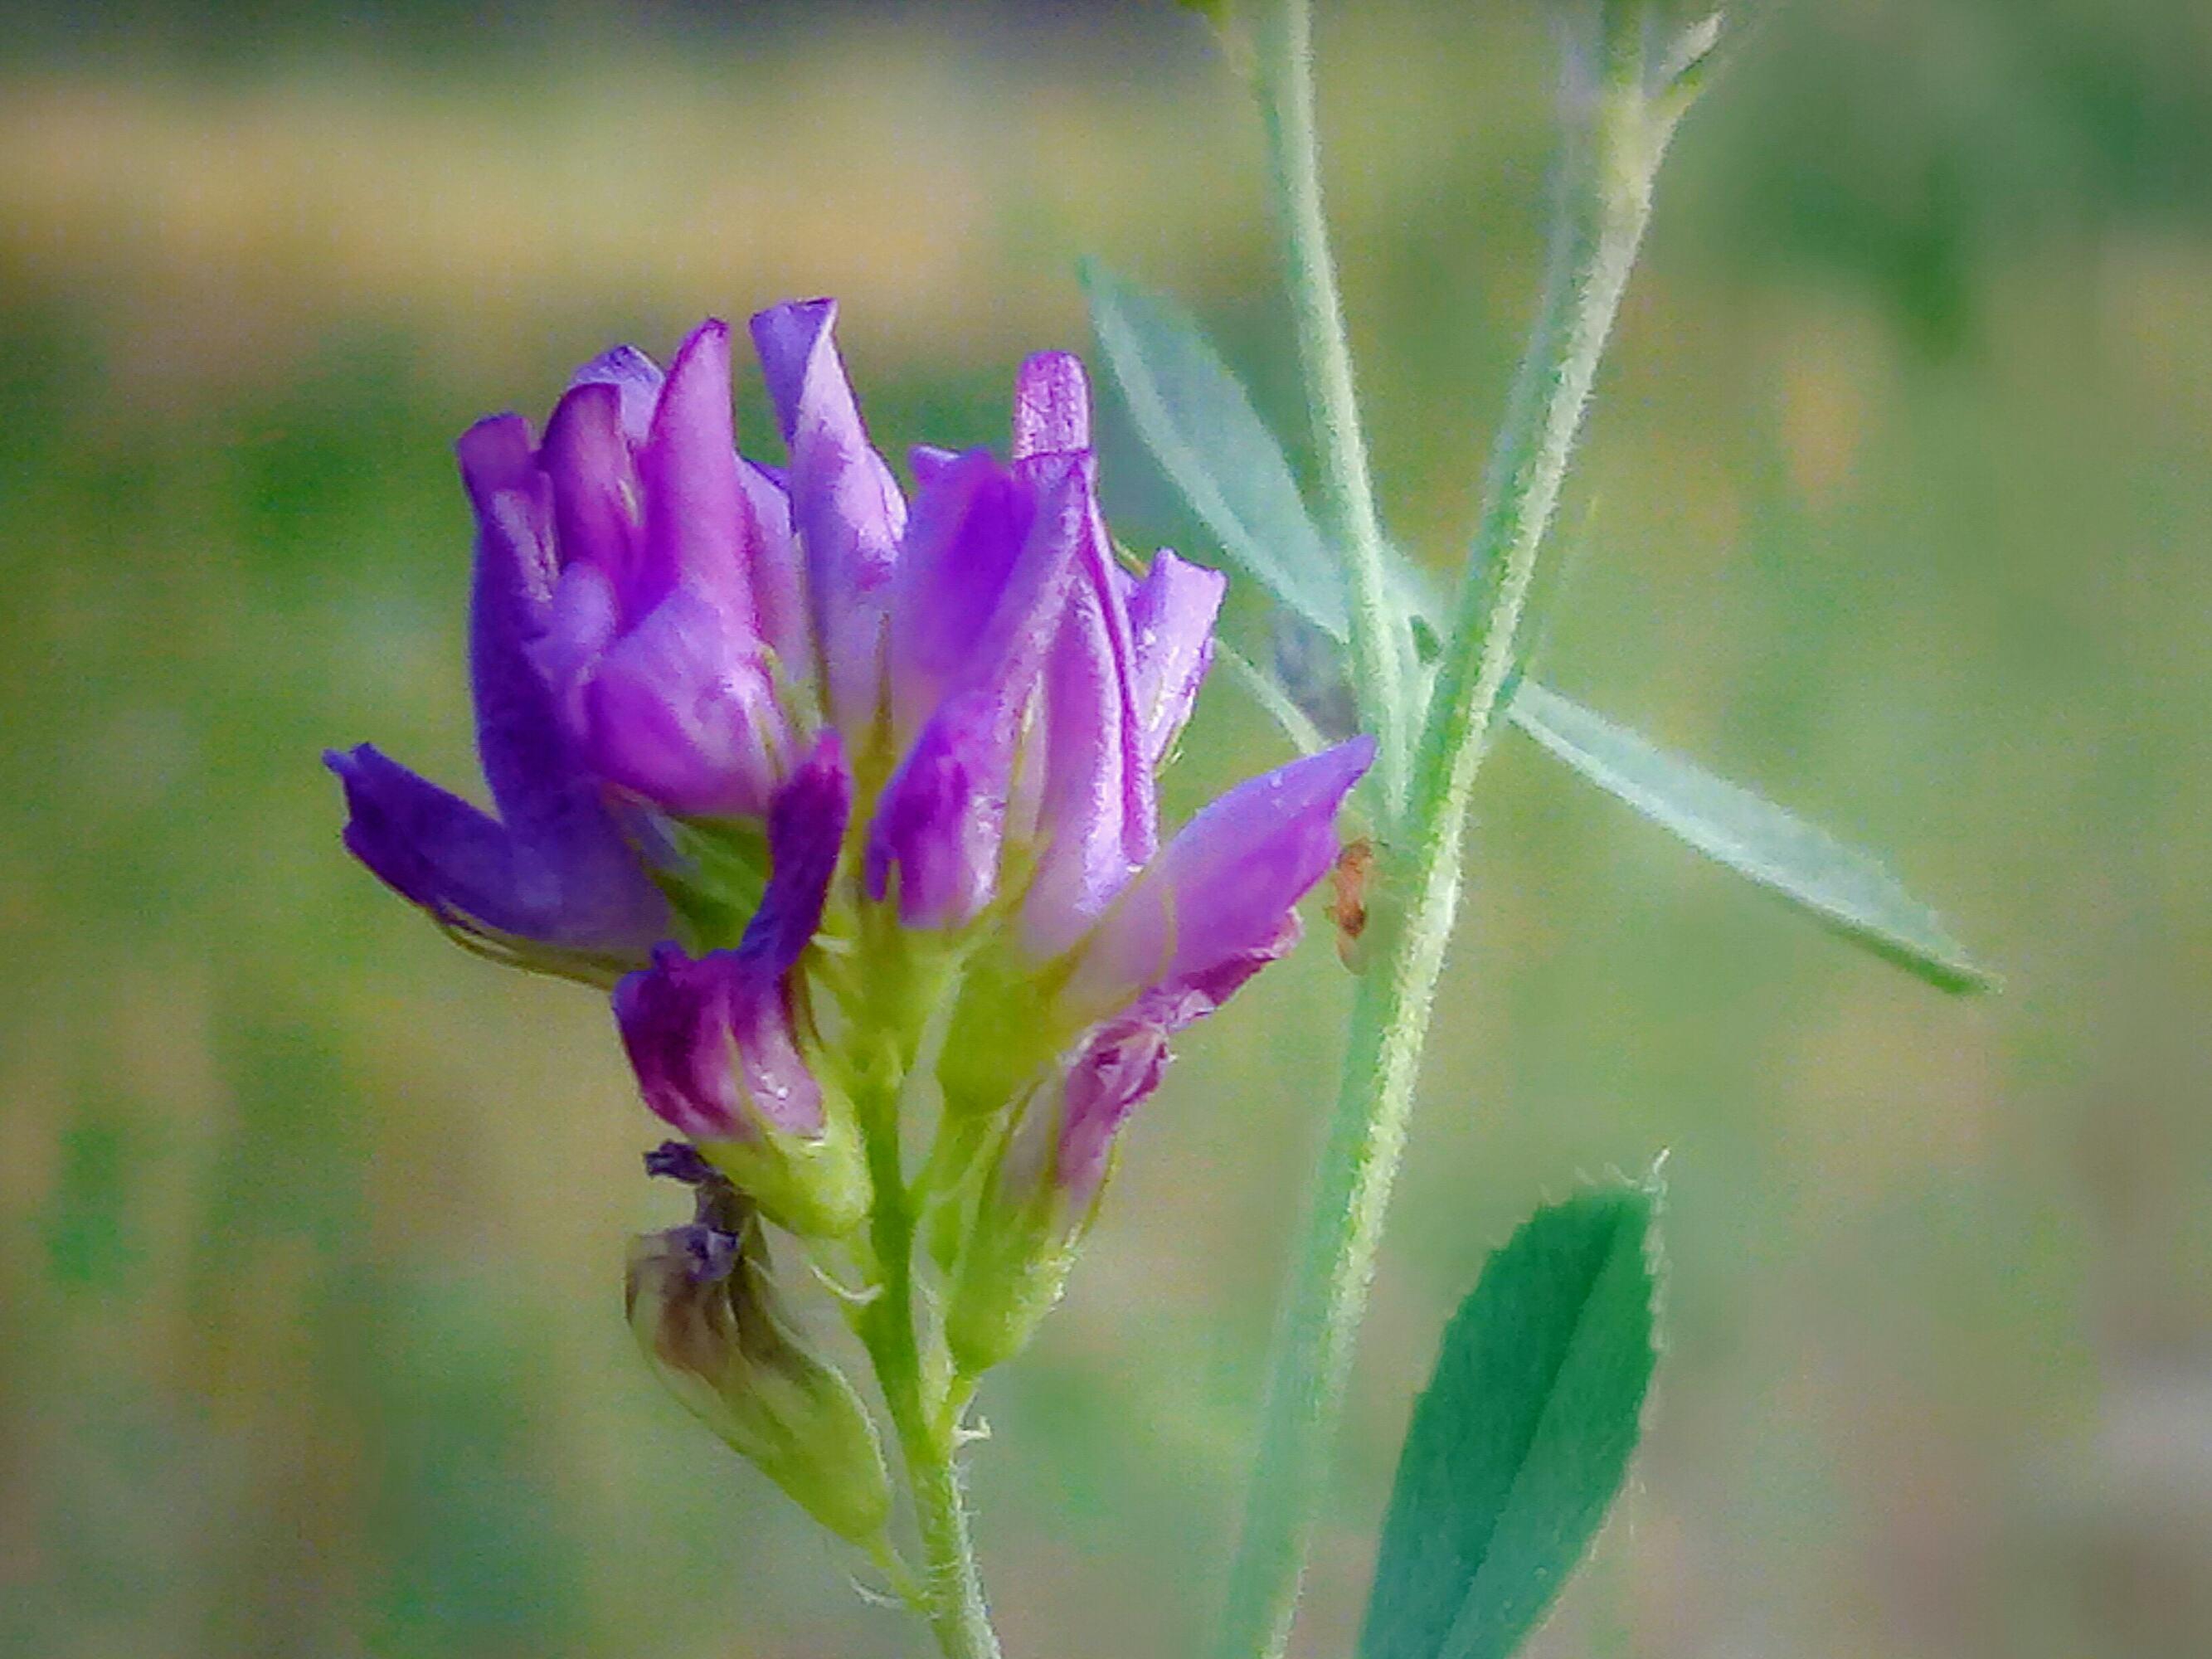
625;1146;889;1542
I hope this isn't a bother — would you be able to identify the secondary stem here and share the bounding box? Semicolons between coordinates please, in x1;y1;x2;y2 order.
1254;0;1410;808
856;1051;1003;1659
1213;18;1675;1659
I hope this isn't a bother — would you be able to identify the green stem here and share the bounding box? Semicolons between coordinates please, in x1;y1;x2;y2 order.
1213;19;1675;1659
1254;0;1410;809
855;1057;1004;1659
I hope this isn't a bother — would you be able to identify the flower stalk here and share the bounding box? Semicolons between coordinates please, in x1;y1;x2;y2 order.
853;1055;1003;1659
1213;8;1699;1659
1252;0;1411;809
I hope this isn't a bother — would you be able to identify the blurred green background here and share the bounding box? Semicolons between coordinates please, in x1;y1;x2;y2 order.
3;2;2209;1656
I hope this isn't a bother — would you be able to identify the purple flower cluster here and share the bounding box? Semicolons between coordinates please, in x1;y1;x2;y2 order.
329;299;1371;1239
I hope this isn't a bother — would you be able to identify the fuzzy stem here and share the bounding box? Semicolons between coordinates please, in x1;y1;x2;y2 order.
1254;0;1411;808
853;1042;1004;1659
1212;17;1675;1659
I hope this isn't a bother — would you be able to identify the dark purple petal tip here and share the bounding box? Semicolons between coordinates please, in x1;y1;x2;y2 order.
739;731;853;975
615;943;827;1143
644;1140;722;1187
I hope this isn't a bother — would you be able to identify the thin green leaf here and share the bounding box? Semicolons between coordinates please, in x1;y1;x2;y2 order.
1081;259;1349;640
1508;679;1996;994
1361;1182;1661;1659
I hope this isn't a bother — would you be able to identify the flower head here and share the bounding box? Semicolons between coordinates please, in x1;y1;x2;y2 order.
328;299;1372;1364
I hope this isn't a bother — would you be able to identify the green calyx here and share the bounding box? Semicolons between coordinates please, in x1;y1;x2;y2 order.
941;1095;1100;1378
945;1184;1077;1378
933;939;1078;1123
698;1096;870;1242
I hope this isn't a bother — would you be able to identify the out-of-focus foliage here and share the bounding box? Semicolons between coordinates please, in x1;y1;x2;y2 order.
3;2;2210;1658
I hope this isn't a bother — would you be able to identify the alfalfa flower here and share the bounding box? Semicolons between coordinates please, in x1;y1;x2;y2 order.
327;299;1371;1335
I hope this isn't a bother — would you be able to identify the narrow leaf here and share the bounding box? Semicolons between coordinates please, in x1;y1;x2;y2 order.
1508;679;1995;994
1362;1183;1660;1659
1081;259;1349;640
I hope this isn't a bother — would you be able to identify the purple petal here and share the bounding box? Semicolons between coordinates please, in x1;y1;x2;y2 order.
908;444;961;490
532;561;620;732
966;450;1096;716
740;458;809;679
864;453;1104;930
1125;551;1226;769
722;970;827;1139
637;321;754;632
327;744;534;931
886;449;1032;743
570;343;664;445
615;943;825;1142
749;299;907;734
1064;736;1375;1020
1052;1016;1172;1204
737;731;852;976
459;412;559;820
864;691;1008;930
577;587;786;819
325;743;663;958
1018;501;1156;962
541;380;642;594
1011;352;1090;460
676;1222;741;1285
450;415;669;949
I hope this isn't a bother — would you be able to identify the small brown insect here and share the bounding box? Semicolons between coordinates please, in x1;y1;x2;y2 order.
1329;836;1374;966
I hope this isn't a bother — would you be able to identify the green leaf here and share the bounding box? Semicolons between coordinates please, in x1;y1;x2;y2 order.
1507;679;1996;994
1361;1183;1661;1659
1081;259;1349;640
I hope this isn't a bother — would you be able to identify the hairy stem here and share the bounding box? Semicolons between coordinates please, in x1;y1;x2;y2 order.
1213;17;1676;1659
855;1054;1003;1659
1254;0;1410;808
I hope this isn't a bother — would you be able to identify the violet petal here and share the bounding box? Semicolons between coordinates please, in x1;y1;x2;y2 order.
886;449;1032;743
864;691;1008;930
1011;351;1090;461
1125;551;1226;769
1065;736;1375;1019
740;458;809;680
1052;1015;1173;1204
570;343;664;445
1018;504;1156;961
749;299;906;735
615;943;825;1142
541;379;641;593
645;1140;722;1187
637;320;753;631
577;587;786;819
737;731;853;977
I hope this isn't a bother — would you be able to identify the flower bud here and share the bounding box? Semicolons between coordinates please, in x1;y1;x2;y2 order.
627;1149;891;1543
943;1017;1171;1375
615;945;868;1238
